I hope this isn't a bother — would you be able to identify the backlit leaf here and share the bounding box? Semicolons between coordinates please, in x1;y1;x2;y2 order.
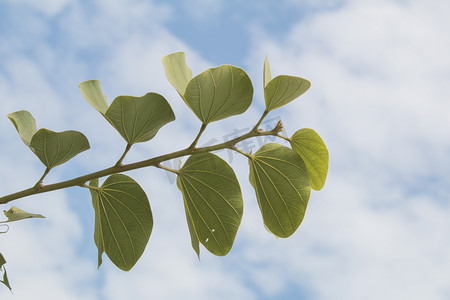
290;129;329;191
265;75;311;111
184;65;253;123
0;206;45;223
104;93;175;144
177;153;243;256
7;110;37;147
30;129;90;169
78;80;109;114
162;52;193;96
248;143;311;238
89;174;153;271
263;55;272;88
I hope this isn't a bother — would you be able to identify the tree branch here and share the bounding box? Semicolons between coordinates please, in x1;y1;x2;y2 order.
0;122;285;205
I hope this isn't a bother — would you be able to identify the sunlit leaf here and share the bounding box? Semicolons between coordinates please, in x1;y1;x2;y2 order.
30;129;90;169
248;143;311;238
0;206;45;223
265;75;311;111
184;65;253;123
290;129;329;190
0;253;11;292
162;51;193;96
7;110;37;147
89;174;153;271
177;153;243;256
104;93;175;144
78;80;109;114
263;55;272;88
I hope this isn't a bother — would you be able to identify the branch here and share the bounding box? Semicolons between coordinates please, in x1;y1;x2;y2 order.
0;122;285;205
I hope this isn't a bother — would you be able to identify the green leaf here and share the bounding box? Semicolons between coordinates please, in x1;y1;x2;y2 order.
0;206;45;223
177;153;243;256
30;129;90;169
184;65;253;124
89;174;153;271
162;52;193;96
104;93;175;144
263;55;272;88
0;253;11;292
265;75;311;111
78;80;109;114
248;143;311;238
290;129;329;190
7;110;38;147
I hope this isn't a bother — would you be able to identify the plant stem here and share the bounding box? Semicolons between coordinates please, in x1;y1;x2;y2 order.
155;164;180;174
276;134;291;142
80;184;99;191
188;123;207;149
115;143;132;166
0;123;285;205
251;110;269;132
230;146;252;158
34;168;51;190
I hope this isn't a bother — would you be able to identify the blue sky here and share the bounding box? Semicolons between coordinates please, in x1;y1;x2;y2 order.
1;0;450;299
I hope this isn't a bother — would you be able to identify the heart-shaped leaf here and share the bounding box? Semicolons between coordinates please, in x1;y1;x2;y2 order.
79;81;175;144
7;110;37;147
290;129;329;191
162;52;193;97
263;57;311;111
184;65;253;124
30;129;90;169
104;93;175;144
177;153;243;257
78;80;109;114
89;174;153;271
248;143;311;238
0;206;45;223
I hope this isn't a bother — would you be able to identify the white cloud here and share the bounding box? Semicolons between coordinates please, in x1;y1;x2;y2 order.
7;0;73;16
181;0;224;23
244;0;450;299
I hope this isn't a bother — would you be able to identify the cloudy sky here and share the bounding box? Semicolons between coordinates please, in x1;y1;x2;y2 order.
1;0;449;299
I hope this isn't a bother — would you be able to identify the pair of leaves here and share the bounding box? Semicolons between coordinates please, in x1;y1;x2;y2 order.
163;52;253;124
7;111;89;169
177;153;243;257
263;57;311;111
79;81;175;145
89;174;153;271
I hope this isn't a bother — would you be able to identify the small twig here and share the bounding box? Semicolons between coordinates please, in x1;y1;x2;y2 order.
251;110;269;132
80;184;100;191
115;143;132;167
34;168;51;190
155;164;180;174
189;123;207;149
230;146;252;158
